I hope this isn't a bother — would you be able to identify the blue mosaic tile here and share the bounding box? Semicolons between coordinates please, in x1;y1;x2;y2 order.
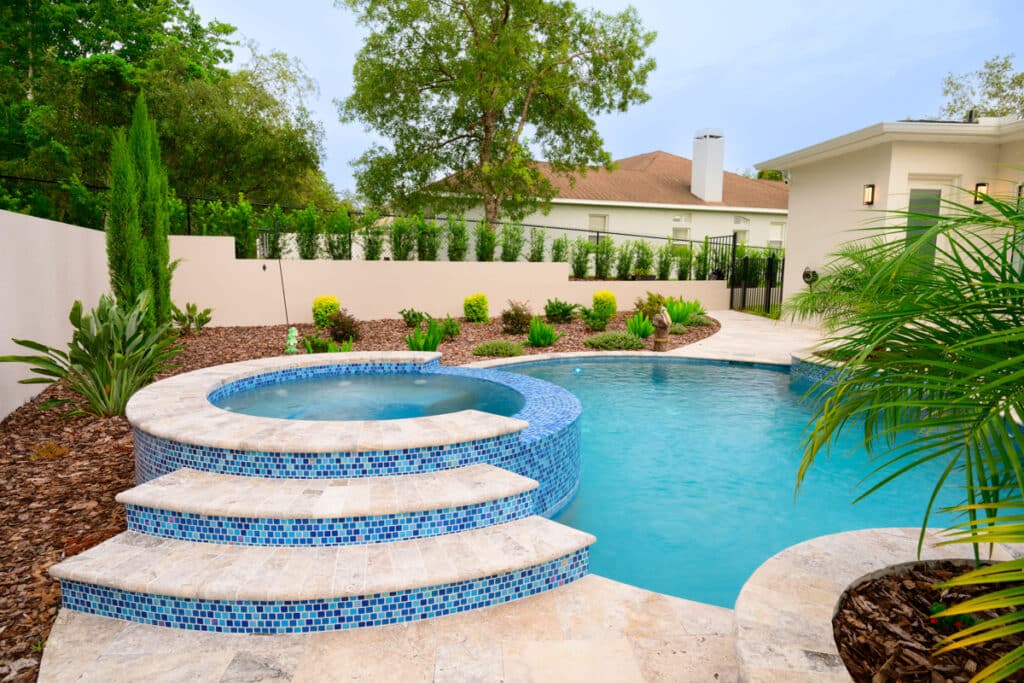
124;491;535;546
59;548;589;633
790;356;841;388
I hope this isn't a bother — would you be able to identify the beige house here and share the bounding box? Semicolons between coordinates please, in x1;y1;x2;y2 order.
467;130;789;250
757;116;1024;300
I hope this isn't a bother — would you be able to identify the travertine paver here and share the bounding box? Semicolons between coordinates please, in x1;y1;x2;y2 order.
40;575;739;682
669;309;822;365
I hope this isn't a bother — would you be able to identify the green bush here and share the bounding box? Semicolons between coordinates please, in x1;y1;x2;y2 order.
474;222;497;261
0;291;180;417
501;300;533;334
592;290;617;318
626;312;655;338
664;297;706;326
634;291;665;321
499;223;525;262
527;228;546;262
551;235;570;262
656;244;674;280
416;217;441;261
464;293;489;322
446;216;469;261
324;211;353;260
404;318;444;351
473;340;524;357
584;331;645;350
570;237;591;278
439;314;461;340
399;308;426;328
614;241;633;280
591;236;615;279
544;298;577;323
303;334;343;353
389;216;416;260
526;317;563;347
171;302;212;335
668;322;689;335
312;295;341;328
327;309;361;343
295;204;321;259
359;211;384;260
579;306;610;331
633;240;655;277
675;244;693;280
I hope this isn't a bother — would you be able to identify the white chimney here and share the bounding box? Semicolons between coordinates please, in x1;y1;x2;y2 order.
691;128;724;203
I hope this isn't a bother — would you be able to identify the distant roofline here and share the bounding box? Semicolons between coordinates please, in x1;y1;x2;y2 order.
756;117;1024;171
550;196;788;215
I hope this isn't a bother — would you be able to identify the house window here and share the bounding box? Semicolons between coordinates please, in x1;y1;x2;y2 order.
672;227;691;242
734;229;749;244
769;222;786;248
673;212;692;223
588;214;608;231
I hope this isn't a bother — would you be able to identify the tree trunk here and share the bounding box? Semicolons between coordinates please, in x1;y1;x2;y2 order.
479;109;500;229
483;195;500;228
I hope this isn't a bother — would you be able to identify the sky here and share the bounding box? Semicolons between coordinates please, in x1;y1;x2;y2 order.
190;0;1024;195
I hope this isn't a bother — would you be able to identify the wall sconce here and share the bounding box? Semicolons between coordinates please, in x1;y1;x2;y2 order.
862;184;875;206
974;182;989;204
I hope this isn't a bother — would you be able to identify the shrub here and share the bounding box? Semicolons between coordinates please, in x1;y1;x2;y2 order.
474;222;496;261
439;314;461;340
499;223;525;262
389;216;416;260
295;204;321;259
626;312;655;338
312;295;341;328
399;308;426;328
551;235;570;262
592;290;617;318
614;241;634;280
325;211;353;260
501;300;533;334
664;297;706;326
634;291;665;321
416;217;441;261
327;309;361;343
526;317;563;347
527;228;546;262
303;334;343;353
544;298;577;323
171;302;212;335
464;293;489;322
656;244;674;280
633;240;655;276
0;291;180;417
404;318;444;351
359;211;384;260
473;340;524;357
579;306;610;331
593;236;615;279
675;244;693;280
446;216;469;261
584;331;645;350
569;237;591;278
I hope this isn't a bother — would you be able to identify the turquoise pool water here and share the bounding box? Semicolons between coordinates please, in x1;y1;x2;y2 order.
509;359;959;608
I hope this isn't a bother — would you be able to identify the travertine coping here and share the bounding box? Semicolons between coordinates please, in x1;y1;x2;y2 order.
126;352;529;453
734;527;1018;683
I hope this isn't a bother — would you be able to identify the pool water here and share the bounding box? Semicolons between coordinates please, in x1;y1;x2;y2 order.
510;359;959;608
213;373;525;421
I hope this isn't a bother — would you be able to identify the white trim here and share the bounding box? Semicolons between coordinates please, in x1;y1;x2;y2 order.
549;196;787;215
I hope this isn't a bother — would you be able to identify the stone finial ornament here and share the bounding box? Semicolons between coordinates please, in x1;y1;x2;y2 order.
652;306;671;352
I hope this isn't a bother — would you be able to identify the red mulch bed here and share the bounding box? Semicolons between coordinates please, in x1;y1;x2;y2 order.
834;560;1024;682
0;315;717;682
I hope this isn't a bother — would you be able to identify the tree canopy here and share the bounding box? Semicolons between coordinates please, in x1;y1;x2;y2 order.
941;54;1024;120
338;0;656;225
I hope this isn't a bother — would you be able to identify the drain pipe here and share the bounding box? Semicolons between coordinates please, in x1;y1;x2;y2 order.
277;256;290;326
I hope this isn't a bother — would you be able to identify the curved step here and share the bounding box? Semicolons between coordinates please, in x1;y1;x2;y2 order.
116;465;538;546
50;517;594;633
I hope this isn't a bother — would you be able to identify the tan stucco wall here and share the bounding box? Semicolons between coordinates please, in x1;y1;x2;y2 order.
0;211;110;418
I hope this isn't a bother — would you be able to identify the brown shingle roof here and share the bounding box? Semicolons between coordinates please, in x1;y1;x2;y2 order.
538;150;788;210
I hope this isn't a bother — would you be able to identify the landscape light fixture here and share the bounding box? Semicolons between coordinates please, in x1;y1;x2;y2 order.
862;184;875;206
1017;184;1023;210
974;182;989;204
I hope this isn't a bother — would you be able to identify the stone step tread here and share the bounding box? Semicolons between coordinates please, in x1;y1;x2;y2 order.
115;465;538;519
50;516;594;602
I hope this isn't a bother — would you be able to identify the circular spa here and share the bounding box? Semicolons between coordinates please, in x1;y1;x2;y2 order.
125;352;582;517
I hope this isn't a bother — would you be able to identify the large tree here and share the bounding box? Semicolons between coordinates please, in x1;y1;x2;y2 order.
338;0;656;225
941;54;1024;120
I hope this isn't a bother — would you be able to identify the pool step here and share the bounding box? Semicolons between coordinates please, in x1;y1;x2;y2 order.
49;517;594;633
116;465;538;546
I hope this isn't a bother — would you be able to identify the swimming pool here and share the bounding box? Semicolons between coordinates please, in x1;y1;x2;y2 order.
509;358;959;608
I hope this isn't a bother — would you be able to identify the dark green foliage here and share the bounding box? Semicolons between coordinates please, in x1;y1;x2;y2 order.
389;216;417;260
0;291;180;417
675;244;693;280
359;211;384;260
303;334;344;353
325;211;353;260
326;309;361;343
527;227;546;262
474;222;497;262
579;306;610;331
614;241;634;280
171;302;212;335
593;236;615;279
501;301;533;334
663;297;706;326
463;293;489;322
416;217;441;261
632;240;654;276
668;322;689;335
626;312;655;338
526;317;562;347
473;340;524;357
499;223;525;262
756;169;785;181
633;292;665;321
445;216;469;261
584;331;644;350
404;318;444;351
544;299;577;323
256;204;287;258
570;238;590;278
439;315;460;341
107;129;146;307
551;235;570;262
656;244;674;280
399;308;426;328
295;204;321;259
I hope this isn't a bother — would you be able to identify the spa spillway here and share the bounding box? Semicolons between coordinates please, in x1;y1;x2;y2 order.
48;352;590;633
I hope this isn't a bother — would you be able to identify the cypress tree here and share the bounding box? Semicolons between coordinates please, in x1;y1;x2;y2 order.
106;130;147;305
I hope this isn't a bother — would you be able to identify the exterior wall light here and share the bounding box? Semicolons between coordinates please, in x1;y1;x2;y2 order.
862;184;875;206
974;182;989;204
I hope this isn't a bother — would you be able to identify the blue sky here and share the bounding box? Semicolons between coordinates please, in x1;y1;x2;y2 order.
190;0;1023;194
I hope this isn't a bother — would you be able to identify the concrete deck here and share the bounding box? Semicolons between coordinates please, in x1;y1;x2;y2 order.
669;310;821;366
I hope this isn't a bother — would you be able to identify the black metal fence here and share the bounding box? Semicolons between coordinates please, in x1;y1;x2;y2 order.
730;252;785;316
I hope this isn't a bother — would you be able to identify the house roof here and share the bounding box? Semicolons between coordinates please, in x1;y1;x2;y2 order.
538;151;789;211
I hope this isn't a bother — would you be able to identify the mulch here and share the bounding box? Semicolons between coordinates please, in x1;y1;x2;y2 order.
0;314;717;682
834;560;1024;682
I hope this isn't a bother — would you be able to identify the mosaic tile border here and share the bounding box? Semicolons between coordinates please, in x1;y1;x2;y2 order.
790;352;842;388
123;491;535;547
59;548;588;634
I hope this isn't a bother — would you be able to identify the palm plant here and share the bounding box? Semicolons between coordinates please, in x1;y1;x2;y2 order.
794;191;1024;682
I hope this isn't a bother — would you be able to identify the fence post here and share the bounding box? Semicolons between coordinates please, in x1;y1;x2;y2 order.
764;255;776;315
185;196;193;236
740;257;749;310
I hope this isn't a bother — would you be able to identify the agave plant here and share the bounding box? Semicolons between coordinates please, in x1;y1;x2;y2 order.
794;191;1024;681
